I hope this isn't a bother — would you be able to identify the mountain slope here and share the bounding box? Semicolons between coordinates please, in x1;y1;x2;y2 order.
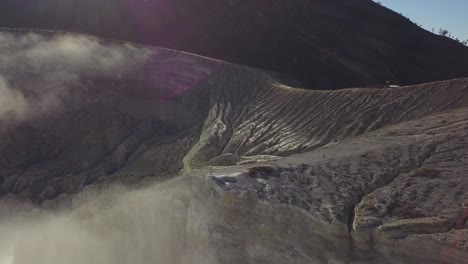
1;29;467;200
1;30;468;263
1;0;468;88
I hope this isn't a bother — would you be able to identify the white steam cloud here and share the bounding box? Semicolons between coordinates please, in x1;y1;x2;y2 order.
0;76;28;121
0;31;151;125
0;178;210;264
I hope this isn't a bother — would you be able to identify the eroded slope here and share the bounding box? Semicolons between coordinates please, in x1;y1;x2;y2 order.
201;106;468;263
1;30;468;206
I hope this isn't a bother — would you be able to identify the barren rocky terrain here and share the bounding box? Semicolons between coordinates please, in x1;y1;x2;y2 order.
0;30;467;263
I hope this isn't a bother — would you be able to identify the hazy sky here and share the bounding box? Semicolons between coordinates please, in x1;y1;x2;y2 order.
378;0;468;41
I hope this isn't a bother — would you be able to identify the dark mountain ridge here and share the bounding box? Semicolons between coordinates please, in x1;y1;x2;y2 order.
1;0;468;89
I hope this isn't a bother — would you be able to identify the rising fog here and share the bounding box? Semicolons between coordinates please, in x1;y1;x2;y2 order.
0;31;151;125
0;177;211;264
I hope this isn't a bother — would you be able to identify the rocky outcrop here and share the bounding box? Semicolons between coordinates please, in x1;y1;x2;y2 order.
200;105;468;263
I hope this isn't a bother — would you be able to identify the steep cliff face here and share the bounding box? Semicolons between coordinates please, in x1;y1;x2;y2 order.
1;30;468;263
1;0;468;88
198;104;468;263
